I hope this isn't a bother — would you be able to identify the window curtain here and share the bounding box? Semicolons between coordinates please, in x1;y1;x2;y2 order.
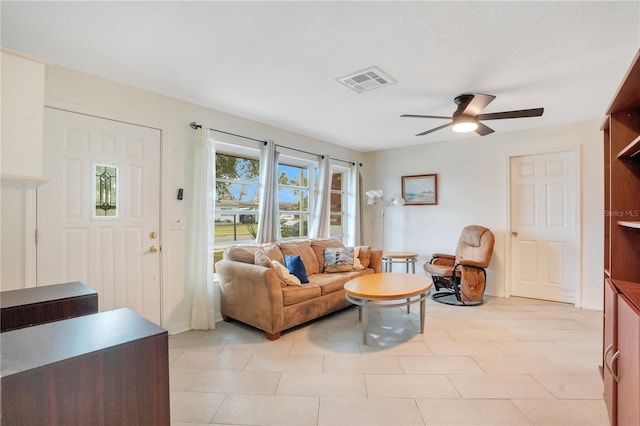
348;162;362;246
189;127;216;330
256;140;279;243
309;155;331;238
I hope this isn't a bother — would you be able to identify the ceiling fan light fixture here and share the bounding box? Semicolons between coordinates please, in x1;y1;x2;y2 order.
452;117;478;133
401;93;544;137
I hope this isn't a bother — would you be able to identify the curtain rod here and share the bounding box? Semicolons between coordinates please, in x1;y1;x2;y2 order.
190;121;361;166
190;122;265;143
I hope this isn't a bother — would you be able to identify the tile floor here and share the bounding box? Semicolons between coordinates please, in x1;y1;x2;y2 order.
169;296;608;426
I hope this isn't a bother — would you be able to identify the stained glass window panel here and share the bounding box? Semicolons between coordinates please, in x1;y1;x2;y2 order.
94;164;119;218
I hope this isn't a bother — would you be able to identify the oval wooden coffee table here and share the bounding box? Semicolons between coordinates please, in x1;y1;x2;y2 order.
344;273;432;344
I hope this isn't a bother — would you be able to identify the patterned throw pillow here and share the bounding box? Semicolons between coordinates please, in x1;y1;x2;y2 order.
324;247;355;273
311;238;345;272
272;260;302;287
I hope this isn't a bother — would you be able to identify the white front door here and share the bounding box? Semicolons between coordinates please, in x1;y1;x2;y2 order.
37;108;162;324
509;150;578;303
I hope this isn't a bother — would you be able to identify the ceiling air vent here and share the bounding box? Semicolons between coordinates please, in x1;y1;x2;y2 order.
337;67;396;93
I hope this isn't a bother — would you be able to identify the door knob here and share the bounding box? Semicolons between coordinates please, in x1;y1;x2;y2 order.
511;231;518;237
149;246;158;254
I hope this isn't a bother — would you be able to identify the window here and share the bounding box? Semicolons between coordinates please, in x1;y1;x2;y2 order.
330;168;347;240
214;151;260;250
212;141;356;263
278;161;311;239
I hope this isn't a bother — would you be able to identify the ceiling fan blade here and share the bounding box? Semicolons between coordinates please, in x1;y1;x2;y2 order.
415;122;452;136
401;114;452;119
475;122;495;136
461;93;496;115
477;107;544;121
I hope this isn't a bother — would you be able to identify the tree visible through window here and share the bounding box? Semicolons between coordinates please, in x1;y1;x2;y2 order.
278;162;310;239
213;146;354;266
330;169;346;239
214;152;260;248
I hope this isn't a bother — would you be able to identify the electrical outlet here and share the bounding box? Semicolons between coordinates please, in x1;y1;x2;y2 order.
171;218;185;230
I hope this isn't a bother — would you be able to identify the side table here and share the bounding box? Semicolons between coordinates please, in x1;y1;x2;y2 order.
382;252;418;273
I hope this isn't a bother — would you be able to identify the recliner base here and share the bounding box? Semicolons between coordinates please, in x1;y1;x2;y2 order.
431;290;484;306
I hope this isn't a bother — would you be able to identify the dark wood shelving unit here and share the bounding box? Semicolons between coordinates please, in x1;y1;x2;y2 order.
0;281;98;332
1;308;170;425
617;134;640;158
601;49;640;426
618;220;640;229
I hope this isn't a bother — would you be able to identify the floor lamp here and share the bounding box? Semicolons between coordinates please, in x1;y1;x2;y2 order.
366;189;404;250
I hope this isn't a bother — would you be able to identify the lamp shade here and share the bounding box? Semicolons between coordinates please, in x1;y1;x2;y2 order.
366;189;383;199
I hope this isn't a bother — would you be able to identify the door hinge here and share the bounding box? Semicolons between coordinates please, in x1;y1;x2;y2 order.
35;229;38;245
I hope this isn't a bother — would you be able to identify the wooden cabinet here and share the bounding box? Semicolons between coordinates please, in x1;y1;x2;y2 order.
0;281;98;332
602;49;640;426
1;308;170;425
604;280;640;426
616;293;640;426
603;279;618;426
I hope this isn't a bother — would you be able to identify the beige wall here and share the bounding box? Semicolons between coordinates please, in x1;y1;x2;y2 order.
37;64;366;333
363;120;604;309
2;58;605;334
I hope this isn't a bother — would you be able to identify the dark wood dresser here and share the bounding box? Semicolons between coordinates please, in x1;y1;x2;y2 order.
1;308;170;425
1;281;98;332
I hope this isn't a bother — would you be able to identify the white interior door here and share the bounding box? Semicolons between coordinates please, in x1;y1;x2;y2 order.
37;108;162;324
509;151;578;303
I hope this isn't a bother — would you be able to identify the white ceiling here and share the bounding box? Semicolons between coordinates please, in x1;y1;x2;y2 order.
2;1;639;152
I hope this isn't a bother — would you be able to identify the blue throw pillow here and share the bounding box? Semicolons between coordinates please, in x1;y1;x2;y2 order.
284;255;309;283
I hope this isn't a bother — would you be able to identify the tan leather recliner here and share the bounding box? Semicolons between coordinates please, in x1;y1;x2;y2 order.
424;225;495;305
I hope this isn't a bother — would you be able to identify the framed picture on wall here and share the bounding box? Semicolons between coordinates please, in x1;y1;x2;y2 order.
401;174;438;205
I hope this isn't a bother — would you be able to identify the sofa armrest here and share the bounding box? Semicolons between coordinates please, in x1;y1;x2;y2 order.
370;249;383;273
215;259;284;335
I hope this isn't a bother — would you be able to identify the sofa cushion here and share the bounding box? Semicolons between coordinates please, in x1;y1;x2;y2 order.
260;243;285;264
356;245;372;269
224;245;257;264
284;255;309;283
272;260;302;287
324;247;355;273
281;283;321;306
310;238;344;272
308;272;351;296
279;240;319;275
224;243;284;265
308;269;374;296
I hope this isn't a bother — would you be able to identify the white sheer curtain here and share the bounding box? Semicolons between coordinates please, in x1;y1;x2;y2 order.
189;127;216;330
310;155;331;238
348;162;362;246
256;140;279;243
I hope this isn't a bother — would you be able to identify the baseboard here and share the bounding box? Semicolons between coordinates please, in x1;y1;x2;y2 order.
580;301;603;311
166;314;226;335
167;321;192;336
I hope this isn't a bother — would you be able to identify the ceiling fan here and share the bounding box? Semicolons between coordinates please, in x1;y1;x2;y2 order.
401;93;544;136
